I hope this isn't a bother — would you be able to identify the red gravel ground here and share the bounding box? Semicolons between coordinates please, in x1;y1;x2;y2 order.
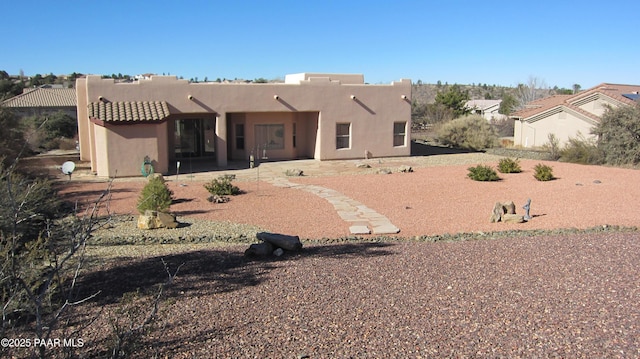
20;158;638;358
59;159;640;239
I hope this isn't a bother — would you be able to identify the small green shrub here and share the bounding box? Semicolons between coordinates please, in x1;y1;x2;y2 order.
497;157;522;173
533;163;555;181
204;174;241;196
137;176;173;213
467;164;500;181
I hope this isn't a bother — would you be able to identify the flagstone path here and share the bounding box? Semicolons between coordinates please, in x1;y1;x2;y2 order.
267;176;400;235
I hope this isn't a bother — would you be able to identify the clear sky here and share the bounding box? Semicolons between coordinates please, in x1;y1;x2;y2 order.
3;0;639;89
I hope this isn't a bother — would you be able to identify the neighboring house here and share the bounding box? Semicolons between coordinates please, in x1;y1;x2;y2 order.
512;83;640;148
76;73;412;177
2;85;77;120
464;99;507;121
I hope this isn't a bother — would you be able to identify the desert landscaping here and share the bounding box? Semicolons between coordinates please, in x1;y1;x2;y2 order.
31;152;640;358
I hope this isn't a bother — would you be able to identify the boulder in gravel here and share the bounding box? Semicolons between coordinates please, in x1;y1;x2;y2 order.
157;211;179;229
502;213;525;223
208;195;230;203
285;168;304;176
397;165;413;173
244;242;274;257
245;232;303;258
137;213;156;230
257;232;302;251
137;210;178;229
490;201;517;223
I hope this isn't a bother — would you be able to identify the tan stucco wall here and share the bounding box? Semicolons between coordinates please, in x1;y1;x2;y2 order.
575;96;625;118
94;122;168;178
75;78;90;162
514;111;596;148
78;74;411;177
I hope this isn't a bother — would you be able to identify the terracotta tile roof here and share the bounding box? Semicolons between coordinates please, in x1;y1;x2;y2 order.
88;101;171;122
511;83;640;122
2;87;76;107
511;95;572;119
570;83;640;107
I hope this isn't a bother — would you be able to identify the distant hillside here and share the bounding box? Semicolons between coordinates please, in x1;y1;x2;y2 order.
412;82;568;105
412;83;517;104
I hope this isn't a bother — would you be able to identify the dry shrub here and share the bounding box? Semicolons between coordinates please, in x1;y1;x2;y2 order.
437;114;499;150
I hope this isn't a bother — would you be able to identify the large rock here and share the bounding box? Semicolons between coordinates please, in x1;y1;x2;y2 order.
256;232;302;251
244;242;274;257
502;213;525;223
490;201;517;223
137;213;157;229
284;168;304;176
156;211;179;229
137;210;178;229
397;165;413;173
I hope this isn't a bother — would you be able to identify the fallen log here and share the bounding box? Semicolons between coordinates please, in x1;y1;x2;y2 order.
256;232;302;251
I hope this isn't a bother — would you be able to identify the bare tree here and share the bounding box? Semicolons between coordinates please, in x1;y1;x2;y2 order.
516;76;549;110
1;156;114;358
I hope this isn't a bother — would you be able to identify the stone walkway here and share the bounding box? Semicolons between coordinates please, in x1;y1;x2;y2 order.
267;177;400;235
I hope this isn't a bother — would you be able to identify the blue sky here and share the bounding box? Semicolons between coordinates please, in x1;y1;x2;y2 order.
3;0;639;89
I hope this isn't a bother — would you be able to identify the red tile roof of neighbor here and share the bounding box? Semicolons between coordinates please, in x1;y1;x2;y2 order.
88;101;171;122
512;83;640;120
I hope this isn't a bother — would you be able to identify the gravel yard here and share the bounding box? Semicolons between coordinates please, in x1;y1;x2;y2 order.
8;153;640;358
74;232;640;358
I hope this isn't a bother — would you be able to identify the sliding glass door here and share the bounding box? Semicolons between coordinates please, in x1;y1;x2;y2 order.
174;118;215;158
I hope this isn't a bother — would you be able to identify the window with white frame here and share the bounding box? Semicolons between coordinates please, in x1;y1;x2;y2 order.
393;121;406;147
336;123;351;149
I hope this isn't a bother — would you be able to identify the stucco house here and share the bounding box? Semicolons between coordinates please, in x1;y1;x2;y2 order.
464;99;507;121
76;73;412;177
512;83;640;148
2;85;77;120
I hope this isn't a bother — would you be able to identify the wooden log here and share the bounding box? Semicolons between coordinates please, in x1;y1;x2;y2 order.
244;242;274;257
256;232;302;251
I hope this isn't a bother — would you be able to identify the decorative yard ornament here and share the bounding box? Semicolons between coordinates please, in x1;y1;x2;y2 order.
523;198;532;221
141;156;154;177
61;161;75;181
